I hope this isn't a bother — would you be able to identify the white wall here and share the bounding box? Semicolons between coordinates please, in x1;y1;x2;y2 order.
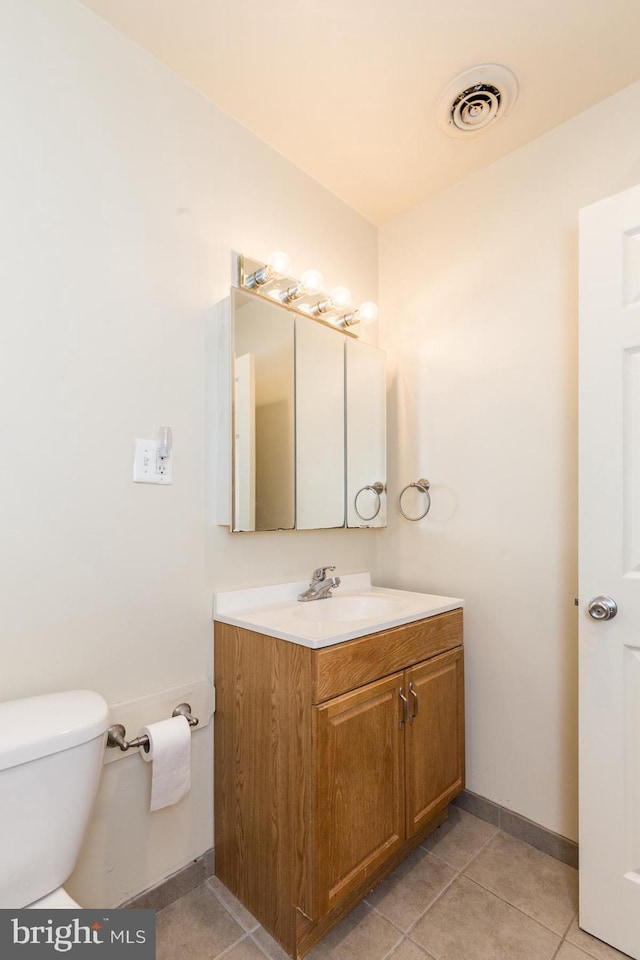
1;0;378;905
379;80;640;841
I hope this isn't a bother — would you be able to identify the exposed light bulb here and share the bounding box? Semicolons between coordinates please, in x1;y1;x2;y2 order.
358;301;379;324
330;286;351;310
300;269;324;295
244;250;292;288
266;251;292;277
340;300;379;328
310;285;351;316
278;267;325;303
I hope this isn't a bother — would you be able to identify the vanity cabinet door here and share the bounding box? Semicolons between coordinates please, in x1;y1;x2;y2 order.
312;672;405;916
405;648;465;839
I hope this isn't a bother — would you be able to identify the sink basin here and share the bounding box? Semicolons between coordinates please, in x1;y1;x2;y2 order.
213;572;464;648
294;595;404;623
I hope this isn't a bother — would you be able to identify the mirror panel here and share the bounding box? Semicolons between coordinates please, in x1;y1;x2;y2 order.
296;316;345;529
346;338;387;528
232;288;295;531
224;287;386;532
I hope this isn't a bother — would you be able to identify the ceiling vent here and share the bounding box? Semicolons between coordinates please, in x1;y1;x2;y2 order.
436;64;518;139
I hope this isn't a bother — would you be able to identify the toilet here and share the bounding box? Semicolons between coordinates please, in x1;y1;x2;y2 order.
0;689;110;909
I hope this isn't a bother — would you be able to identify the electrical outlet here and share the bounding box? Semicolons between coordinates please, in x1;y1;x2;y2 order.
156;450;168;475
133;439;173;484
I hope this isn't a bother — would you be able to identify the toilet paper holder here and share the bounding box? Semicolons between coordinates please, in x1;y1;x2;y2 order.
107;702;199;753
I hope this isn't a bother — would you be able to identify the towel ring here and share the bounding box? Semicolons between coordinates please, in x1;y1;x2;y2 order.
354;481;385;522
398;478;431;521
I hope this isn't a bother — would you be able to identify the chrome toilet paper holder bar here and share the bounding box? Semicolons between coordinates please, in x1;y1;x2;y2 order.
107;702;199;753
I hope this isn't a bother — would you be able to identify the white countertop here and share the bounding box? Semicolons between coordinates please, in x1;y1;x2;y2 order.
213;573;464;648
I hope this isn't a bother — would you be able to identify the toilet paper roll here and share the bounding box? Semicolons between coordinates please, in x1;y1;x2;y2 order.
140;715;191;812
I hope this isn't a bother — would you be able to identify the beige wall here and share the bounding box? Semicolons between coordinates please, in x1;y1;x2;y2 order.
8;0;640;909
378;79;640;841
1;0;378;905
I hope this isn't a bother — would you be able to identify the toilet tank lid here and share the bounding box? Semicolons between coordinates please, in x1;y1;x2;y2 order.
0;690;110;771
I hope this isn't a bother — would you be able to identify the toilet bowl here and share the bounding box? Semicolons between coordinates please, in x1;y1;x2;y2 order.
28;888;82;909
0;689;110;909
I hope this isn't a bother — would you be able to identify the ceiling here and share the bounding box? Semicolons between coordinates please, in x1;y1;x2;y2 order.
78;0;640;225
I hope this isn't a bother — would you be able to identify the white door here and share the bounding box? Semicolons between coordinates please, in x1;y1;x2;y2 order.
579;182;640;960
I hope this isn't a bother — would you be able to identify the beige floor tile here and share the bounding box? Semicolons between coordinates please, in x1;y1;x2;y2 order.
556;944;600;960
251;927;291;960
306;901;403;960
464;832;578;934
156;883;245;960
420;806;499;869
386;938;436;960
410;876;559;960
366;846;456;930
207;876;260;932
565;919;634;960
222;939;269;960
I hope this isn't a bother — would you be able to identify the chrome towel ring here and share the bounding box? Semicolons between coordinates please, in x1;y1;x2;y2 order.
354;481;385;522
398;478;431;521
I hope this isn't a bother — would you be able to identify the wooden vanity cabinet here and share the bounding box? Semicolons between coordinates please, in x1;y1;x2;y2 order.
214;609;464;959
312;672;406;916
405;649;465;837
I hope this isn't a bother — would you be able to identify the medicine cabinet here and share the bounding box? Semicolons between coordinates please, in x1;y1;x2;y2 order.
216;287;386;532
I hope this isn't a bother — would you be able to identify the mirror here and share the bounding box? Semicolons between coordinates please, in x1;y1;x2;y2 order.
232;290;294;531
296;315;345;529
219;287;386;531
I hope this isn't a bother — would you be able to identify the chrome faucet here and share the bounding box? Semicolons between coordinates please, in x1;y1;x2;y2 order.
298;565;341;602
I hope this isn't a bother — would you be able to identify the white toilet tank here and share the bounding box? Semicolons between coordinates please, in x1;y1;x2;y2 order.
0;690;110;908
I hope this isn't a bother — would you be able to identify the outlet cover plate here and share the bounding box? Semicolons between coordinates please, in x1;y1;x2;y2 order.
133;438;173;484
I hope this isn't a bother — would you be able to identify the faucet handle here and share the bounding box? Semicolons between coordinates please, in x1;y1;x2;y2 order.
312;565;335;582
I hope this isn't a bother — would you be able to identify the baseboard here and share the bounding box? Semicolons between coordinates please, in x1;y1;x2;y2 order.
120;848;215;911
453;790;578;868
120;792;578;911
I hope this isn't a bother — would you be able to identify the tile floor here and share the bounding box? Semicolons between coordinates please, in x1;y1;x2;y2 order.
156;808;632;960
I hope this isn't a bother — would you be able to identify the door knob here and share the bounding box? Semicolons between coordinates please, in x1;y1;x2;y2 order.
587;596;618;621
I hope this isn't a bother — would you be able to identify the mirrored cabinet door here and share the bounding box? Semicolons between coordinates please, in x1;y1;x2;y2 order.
219;287;387;532
232;289;295;531
346;339;387;528
296;316;345;529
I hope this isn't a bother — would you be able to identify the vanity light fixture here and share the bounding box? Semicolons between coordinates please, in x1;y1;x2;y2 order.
243;250;292;289
340;301;379;327
275;268;324;303
237;252;377;336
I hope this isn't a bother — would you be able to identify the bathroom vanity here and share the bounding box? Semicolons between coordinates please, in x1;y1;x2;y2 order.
213;576;464;958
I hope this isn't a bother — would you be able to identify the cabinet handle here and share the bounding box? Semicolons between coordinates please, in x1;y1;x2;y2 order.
398;688;408;729
409;682;418;724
